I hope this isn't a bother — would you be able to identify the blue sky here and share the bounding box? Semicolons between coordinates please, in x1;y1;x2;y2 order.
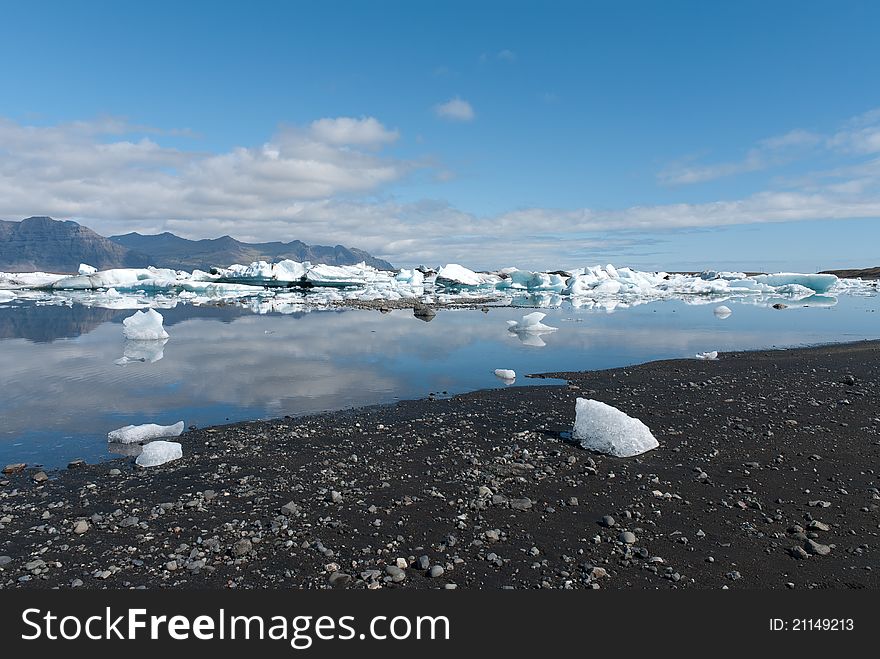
1;0;879;270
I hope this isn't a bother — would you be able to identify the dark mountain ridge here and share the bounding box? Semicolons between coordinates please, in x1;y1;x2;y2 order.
0;217;393;273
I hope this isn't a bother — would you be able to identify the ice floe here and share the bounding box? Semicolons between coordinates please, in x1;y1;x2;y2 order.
506;312;558;333
135;440;183;467
0;259;875;313
122;308;169;340
572;398;659;457
494;368;516;381
107;421;185;444
714;305;732;319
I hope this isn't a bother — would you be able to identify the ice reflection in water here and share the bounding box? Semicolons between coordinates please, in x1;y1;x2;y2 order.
0;291;877;468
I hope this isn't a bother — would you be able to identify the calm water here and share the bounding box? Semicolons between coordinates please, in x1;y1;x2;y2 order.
0;294;877;468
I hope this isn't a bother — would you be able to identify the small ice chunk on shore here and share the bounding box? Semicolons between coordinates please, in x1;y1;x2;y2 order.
108;421;184;444
494;368;516;380
122;308;169;340
696;351;719;360
714;305;732;319
572;398;659;457
571;398;660;458
135;440;183;467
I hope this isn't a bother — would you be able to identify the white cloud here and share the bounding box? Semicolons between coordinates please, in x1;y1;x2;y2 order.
661;111;880;185
434;97;475;122
308;116;399;147
2;111;880;271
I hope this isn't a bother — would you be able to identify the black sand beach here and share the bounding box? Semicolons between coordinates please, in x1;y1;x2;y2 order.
1;340;878;590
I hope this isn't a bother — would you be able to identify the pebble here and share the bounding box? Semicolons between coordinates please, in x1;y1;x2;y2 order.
280;501;301;516
2;463;25;474
233;538;253;557
618;531;637;544
33;471;48;483
805;539;831;556
73;520;89;535
0;556;12;566
600;515;616;528
385;565;406;582
510;498;533;511
428;565;445;578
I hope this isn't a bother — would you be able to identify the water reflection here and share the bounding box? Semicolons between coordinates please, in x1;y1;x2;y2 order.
0;293;877;468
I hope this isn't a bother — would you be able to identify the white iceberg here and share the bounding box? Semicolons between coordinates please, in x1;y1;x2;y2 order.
696;351;719;360
78;263;98;275
135;440;183;467
572;398;659;458
506;312;558;333
436;264;488;287
108;421;184;444
494;368;516;381
122;308;169;340
713;305;732;319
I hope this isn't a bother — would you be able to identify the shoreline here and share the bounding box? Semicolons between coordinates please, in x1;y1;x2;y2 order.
2;339;879;589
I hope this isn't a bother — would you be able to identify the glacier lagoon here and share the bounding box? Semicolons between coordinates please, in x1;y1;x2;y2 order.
1;288;878;468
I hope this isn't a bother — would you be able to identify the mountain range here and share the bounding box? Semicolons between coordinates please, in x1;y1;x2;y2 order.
0;216;393;273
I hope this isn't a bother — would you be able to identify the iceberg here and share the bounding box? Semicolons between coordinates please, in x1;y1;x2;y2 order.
436;264;489;287
108;421;185;444
506;312;558;333
696;351;719;360
494;368;516;381
135;440;183;467
78;263;98;275
752;273;838;294
122;308;169;340
713;305;732;319
572;398;659;458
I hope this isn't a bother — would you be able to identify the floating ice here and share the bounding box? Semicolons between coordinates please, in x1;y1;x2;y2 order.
506;312;558;333
122;308;169;340
752;273;838;294
135;440;183;467
78;263;98;275
696;351;719;360
572;398;659;458
0;259;872;312
713;305;732;319
436;263;486;287
108;421;184;444
494;368;516;380
115;338;168;365
0;290;15;302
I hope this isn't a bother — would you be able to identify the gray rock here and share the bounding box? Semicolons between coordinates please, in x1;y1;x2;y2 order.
232;538;253;557
618;531;637;544
428;565;445;578
416;555;430;571
33;471;48;483
805;539;831;556
600;515;616;528
281;501;301;516
385;565;406;582
0;555;12;566
73;520;89;535
510;498;533;511
328;571;352;588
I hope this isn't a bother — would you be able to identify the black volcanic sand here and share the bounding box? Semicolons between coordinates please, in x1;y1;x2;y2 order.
1;341;879;590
